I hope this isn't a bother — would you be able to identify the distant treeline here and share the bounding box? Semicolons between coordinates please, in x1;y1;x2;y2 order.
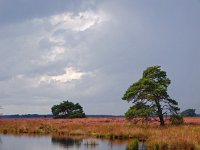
1;114;199;119
0;114;124;119
0;114;53;118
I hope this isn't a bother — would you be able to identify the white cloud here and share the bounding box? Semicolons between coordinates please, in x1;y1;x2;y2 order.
29;10;109;66
50;11;108;31
44;46;65;62
39;67;88;83
0;66;89;89
49;36;66;45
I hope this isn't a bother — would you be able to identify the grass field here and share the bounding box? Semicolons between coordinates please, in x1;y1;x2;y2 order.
0;117;200;149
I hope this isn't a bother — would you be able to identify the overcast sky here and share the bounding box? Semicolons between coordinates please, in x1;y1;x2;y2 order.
0;0;199;115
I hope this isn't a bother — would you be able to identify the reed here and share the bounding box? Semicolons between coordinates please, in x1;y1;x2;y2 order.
126;139;139;150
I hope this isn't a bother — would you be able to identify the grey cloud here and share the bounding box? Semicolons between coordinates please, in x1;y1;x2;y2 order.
0;0;200;114
0;0;101;26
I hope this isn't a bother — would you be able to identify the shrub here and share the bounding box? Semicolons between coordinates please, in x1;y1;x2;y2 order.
170;115;184;125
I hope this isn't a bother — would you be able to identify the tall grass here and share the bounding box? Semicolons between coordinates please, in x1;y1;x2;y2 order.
0;117;200;149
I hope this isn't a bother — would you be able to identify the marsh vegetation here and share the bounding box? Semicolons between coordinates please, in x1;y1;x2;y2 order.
0;117;200;149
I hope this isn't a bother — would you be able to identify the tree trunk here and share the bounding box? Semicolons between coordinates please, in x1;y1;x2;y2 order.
155;100;165;126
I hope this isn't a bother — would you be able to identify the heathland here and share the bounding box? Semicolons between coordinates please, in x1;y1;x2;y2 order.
0;117;200;149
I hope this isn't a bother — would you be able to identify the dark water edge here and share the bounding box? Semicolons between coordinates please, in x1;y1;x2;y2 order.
0;134;146;150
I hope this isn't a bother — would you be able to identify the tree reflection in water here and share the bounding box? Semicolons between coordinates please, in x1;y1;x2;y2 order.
51;136;82;148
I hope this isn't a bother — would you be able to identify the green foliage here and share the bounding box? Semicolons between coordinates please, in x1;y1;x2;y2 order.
51;101;86;119
125;102;154;120
170;115;184;125
181;109;196;117
122;66;180;126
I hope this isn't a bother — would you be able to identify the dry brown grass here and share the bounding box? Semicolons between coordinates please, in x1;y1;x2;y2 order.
0;117;200;149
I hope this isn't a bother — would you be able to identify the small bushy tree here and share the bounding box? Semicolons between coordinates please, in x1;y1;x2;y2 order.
51;101;86;118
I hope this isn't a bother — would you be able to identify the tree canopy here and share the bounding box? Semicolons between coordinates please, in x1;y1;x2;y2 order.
181;109;196;117
122;66;180;125
51;101;86;118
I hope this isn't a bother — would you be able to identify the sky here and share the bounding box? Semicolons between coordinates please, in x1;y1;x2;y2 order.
0;0;199;115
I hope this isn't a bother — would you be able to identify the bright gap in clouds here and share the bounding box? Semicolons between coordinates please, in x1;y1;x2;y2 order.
39;67;88;83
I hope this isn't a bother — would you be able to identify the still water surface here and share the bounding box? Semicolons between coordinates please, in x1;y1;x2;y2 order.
0;134;146;150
